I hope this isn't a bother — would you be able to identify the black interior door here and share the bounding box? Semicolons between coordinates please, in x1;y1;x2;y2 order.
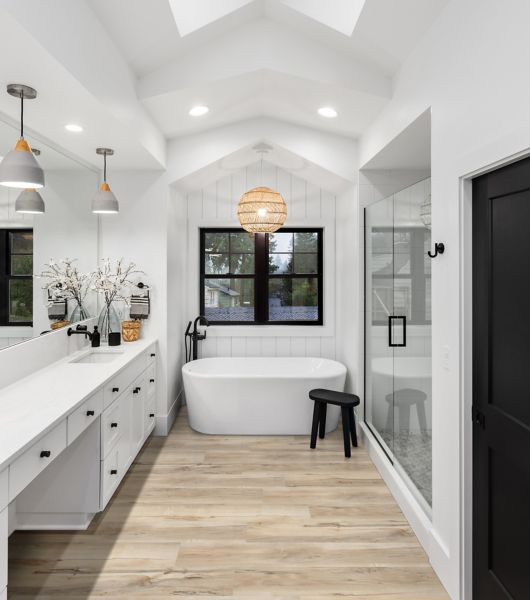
473;157;530;599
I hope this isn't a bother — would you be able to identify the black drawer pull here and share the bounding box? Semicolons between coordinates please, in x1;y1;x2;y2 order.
150;353;156;357
112;387;119;393
136;386;141;392
149;379;155;383
110;469;117;475
86;410;95;416
133;389;139;394
149;413;155;418
40;450;51;458
110;422;118;428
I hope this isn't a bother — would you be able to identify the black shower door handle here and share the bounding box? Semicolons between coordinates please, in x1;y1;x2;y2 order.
388;315;407;347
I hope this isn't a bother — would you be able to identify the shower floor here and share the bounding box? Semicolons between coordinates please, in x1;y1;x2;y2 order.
380;429;432;506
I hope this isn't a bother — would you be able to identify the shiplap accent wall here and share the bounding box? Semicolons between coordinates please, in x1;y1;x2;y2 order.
185;161;338;360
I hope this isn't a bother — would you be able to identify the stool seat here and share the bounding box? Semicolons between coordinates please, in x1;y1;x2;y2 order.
309;389;360;407
309;388;359;458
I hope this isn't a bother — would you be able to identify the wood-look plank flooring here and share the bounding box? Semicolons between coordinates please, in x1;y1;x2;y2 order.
8;408;449;599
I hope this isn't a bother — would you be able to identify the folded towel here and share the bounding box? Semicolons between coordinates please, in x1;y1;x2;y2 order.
130;295;150;319
48;299;67;319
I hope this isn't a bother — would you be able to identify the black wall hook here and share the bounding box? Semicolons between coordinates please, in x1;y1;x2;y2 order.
428;242;445;258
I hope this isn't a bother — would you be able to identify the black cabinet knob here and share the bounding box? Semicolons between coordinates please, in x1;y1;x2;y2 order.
133;389;139;394
110;422;118;428
112;387;119;393
40;450;51;458
86;410;95;416
149;379;155;383
149;413;155;418
110;469;117;475
150;353;156;357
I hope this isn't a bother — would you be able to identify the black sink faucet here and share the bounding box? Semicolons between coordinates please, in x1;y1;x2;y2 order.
185;315;210;361
67;324;93;341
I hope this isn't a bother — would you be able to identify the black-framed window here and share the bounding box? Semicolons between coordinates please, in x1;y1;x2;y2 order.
200;228;323;325
369;227;430;325
0;229;33;326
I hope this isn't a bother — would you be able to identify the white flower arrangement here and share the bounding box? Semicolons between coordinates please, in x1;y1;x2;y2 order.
91;258;144;309
39;258;93;308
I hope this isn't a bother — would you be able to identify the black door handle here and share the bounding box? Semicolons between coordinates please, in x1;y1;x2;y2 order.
388;315;407;347
112;387;119;393
110;422;118;428
40;450;51;458
149;413;155;418
86;410;95;416
110;469;117;475
150;379;155;383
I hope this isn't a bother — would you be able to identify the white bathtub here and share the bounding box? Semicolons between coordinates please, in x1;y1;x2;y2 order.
182;357;347;435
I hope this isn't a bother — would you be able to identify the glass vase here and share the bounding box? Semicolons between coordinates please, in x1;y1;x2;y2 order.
70;301;90;324
97;303;121;341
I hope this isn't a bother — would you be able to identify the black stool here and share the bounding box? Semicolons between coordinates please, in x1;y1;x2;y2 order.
309;389;360;458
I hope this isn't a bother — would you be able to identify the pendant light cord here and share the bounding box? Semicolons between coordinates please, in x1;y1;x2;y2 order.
103;152;107;182
20;92;24;139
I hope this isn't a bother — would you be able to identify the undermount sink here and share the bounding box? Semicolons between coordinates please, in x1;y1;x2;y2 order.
70;351;123;364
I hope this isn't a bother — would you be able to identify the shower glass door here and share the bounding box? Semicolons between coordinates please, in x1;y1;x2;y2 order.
365;179;432;510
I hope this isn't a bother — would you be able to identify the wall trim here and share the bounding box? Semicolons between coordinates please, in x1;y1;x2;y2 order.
155;389;182;436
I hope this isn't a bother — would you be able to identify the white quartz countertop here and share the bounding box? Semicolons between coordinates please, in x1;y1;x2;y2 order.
0;338;156;472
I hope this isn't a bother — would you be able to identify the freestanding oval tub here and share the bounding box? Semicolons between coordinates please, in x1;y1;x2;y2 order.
182;357;347;435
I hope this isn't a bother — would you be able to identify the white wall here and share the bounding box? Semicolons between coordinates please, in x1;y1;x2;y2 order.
359;1;530;597
182;160;337;360
98;171;173;434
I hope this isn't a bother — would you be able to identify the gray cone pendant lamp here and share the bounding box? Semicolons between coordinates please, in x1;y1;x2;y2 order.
92;148;119;214
0;84;45;189
15;148;45;214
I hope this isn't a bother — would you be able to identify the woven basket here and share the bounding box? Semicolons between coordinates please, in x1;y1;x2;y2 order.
122;320;141;342
51;320;69;330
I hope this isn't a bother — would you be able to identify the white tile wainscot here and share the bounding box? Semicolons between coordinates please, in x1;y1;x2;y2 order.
0;338;158;597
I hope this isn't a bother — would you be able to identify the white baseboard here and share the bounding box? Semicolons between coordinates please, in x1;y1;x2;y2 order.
15;512;95;530
154;389;182;436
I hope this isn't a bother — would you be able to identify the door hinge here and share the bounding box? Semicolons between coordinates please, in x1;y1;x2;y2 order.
472;406;486;428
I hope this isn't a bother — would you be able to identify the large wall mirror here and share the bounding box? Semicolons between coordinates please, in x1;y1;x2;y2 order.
0;117;99;350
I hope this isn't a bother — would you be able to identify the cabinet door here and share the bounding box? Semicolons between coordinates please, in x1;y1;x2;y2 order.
130;375;145;456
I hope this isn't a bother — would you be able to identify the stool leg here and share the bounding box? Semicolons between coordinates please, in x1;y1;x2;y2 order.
349;406;358;447
416;400;428;436
319;403;327;439
341;406;351;458
310;402;320;449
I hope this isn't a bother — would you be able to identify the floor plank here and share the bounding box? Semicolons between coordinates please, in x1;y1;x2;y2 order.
8;408;449;599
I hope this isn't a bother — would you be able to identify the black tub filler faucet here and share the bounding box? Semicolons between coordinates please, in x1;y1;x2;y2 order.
185;315;210;361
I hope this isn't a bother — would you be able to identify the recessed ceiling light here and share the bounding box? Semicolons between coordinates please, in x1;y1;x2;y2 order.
189;105;209;117
65;123;83;133
318;106;338;118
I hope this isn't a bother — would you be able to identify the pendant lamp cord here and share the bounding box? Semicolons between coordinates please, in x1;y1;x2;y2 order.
103;152;107;182
20;92;24;139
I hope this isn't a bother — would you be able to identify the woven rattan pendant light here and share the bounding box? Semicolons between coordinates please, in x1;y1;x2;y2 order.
237;145;287;233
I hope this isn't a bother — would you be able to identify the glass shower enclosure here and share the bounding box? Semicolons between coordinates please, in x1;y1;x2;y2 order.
364;178;432;511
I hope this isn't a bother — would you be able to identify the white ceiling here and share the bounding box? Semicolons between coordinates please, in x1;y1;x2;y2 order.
89;0;449;140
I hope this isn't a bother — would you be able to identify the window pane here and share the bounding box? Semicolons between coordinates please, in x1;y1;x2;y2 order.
294;232;318;252
230;253;254;274
204;278;254;322
230;232;255;253
269;277;319;321
10;231;33;254
204;232;229;253
370;230;393;275
11;255;33;276
294;253;318;274
371;279;393;323
9;279;33;322
394;230;411;275
269;232;293;253
269;253;292;274
205;253;229;275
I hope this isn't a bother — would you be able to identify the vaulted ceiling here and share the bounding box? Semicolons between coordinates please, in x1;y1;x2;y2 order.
89;0;448;139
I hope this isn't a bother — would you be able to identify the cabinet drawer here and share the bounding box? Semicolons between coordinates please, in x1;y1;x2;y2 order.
0;508;6;592
0;470;7;512
101;395;124;458
68;390;104;445
9;420;67;501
